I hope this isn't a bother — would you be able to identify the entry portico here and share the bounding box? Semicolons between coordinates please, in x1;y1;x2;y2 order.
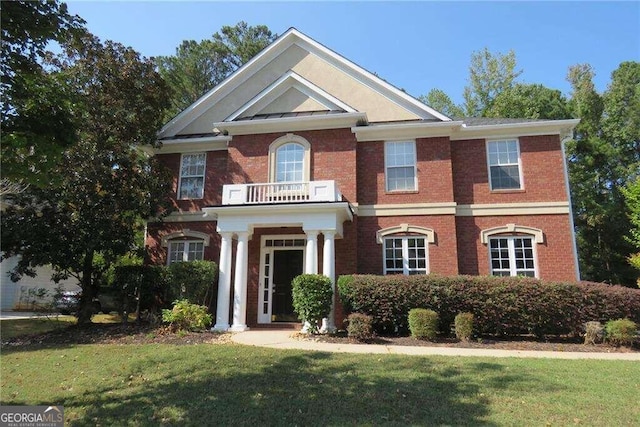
204;186;352;332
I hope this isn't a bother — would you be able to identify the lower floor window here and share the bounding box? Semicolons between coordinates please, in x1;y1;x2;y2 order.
489;236;536;277
168;240;204;264
384;237;428;275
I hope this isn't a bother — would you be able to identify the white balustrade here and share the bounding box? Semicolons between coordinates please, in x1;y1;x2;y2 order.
222;181;341;205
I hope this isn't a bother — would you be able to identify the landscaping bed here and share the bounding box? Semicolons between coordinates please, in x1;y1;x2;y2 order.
308;331;639;353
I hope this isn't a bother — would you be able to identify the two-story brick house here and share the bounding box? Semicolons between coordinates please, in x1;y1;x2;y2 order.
146;28;579;332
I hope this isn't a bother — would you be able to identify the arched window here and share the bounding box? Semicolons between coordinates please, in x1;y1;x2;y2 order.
481;224;543;278
268;134;311;183
161;230;210;265
376;224;435;275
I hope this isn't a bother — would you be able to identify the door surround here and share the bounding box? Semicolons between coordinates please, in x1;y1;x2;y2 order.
258;235;306;324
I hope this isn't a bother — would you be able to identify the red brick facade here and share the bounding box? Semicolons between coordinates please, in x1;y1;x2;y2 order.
149;129;578;327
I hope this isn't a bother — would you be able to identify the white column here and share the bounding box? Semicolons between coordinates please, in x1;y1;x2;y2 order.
230;231;249;332
305;231;318;274
320;231;336;333
213;232;233;331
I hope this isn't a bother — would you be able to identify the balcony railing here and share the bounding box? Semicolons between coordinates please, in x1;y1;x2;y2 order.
222;181;342;205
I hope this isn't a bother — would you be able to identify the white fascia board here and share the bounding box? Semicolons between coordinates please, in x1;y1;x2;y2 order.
225;71;356;121
291;31;451;122
451;119;580;141
153;136;232;154
352;121;464;142
215;112;367;136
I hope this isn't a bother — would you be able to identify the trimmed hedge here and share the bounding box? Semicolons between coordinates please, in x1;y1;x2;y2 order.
337;274;640;337
408;308;438;340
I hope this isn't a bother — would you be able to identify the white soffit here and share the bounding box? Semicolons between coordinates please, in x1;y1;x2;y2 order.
158;28;449;139
225;71;356;121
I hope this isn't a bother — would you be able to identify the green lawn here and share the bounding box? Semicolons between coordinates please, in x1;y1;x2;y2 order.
1;343;638;426
0;314;136;340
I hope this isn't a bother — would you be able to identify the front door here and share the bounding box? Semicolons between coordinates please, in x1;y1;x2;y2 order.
272;250;303;322
258;236;306;324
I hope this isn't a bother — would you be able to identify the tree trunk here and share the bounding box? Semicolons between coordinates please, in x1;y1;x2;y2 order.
77;250;95;324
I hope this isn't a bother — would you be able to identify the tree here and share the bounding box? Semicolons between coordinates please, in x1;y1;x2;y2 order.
462;48;522;116
418;88;464;118
1;0;85;189
565;62;640;286
486;83;571;120
1;35;174;323
622;177;640;278
156;22;276;121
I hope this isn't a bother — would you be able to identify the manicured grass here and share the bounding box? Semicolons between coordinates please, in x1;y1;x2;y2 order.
1;343;638;426
0;316;76;339
0;313;136;339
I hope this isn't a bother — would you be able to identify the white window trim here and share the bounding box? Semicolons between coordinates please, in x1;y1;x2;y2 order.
487;236;539;278
480;224;544;244
382;236;429;275
167;240;205;265
161;230;211;247
384;140;417;192
485;139;524;191
268;133;311;183
178;152;207;200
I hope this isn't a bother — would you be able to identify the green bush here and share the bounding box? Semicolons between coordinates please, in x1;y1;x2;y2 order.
338;274;640;337
455;312;474;341
346;313;374;342
292;274;333;334
605;318;637;346
167;261;218;308
584;321;605;345
162;299;212;331
113;265;170;313
408;308;438;340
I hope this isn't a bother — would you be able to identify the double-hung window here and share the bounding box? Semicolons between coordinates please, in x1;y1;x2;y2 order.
168;240;204;264
487;140;522;190
179;153;206;199
275;143;304;183
385;141;417;192
384;237;428;275
489;236;536;277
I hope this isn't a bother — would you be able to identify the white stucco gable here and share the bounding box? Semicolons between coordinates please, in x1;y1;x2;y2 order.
159;28;450;139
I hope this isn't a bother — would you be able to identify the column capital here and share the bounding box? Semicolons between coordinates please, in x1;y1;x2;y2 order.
304;229;320;237
323;230;336;238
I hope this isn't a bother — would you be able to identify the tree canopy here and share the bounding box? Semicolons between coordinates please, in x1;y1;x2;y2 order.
1;0;85;189
1;34;174;323
156;21;276;121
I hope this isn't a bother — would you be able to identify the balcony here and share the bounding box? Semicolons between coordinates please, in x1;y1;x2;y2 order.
222;181;342;205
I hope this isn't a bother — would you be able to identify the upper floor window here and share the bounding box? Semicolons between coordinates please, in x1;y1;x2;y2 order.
486;140;522;190
168;240;204;264
276;143;304;183
489;236;536;277
385;141;417;192
268;133;311;183
179;153;206;199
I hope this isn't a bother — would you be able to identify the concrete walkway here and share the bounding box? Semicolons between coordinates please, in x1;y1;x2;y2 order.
231;330;640;360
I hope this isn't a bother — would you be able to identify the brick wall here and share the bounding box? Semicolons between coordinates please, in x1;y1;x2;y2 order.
451;135;569;205
356;136;455;205
146;221;220;266
455;214;576;282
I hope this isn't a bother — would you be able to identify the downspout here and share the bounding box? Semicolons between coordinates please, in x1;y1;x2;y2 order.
561;133;581;282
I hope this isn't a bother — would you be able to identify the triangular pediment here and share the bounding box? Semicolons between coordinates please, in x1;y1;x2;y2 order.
227;71;355;121
159;28;450;138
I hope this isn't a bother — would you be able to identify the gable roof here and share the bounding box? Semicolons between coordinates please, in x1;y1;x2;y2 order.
158;28;450;139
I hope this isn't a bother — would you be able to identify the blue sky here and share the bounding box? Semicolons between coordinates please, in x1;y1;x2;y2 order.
67;1;639;105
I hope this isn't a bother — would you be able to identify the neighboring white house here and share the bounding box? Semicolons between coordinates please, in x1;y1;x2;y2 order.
0;255;79;311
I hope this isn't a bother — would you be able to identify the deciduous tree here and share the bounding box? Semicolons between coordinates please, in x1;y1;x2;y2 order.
418;88;464;118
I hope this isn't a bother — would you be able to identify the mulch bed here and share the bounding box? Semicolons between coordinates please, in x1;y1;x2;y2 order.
2;323;637;353
307;332;639;353
1;323;231;348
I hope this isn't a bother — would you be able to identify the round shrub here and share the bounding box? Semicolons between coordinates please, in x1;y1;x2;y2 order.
583;321;605;345
292;274;333;334
346;313;374;342
605;318;637;346
162;299;212;331
455;312;474;341
408;308;439;340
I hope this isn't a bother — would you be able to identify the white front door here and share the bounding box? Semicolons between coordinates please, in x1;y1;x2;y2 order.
258;236;306;324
